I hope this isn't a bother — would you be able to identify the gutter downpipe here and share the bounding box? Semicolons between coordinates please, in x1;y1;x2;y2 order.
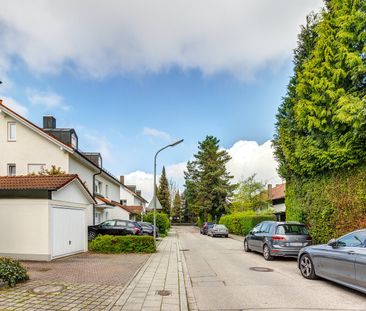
92;157;103;225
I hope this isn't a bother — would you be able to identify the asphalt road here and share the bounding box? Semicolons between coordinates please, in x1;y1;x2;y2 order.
176;226;366;311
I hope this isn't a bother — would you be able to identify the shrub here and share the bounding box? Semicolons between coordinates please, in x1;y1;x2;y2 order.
286;163;366;244
89;235;156;254
0;257;29;287
144;212;170;234
220;211;275;236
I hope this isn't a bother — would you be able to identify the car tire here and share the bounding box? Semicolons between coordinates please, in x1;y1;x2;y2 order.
244;239;251;252
299;254;317;280
88;231;96;241
263;244;274;261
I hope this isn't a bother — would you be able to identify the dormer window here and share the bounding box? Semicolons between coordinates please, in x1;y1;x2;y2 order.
71;133;77;149
7;122;16;141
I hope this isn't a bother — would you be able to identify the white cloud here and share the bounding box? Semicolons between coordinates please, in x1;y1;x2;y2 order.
0;0;321;80
143;127;171;141
83;132;113;163
0;96;28;116
125;139;282;202
226;140;282;184
26;88;68;110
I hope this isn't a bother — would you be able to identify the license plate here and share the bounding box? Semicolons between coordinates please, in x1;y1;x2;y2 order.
290;242;303;247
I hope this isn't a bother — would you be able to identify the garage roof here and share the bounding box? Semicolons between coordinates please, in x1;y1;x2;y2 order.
0;174;82;190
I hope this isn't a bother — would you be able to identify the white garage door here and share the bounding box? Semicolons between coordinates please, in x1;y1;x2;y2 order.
52;207;86;258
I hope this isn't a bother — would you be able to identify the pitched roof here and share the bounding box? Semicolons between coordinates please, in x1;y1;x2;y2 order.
0;174;80;190
269;183;286;200
122;205;143;215
121;184;148;203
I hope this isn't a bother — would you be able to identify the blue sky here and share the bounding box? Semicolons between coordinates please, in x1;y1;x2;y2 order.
0;0;322;199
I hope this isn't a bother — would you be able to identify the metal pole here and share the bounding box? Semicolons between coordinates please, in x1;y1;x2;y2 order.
153;153;157;242
152;139;184;244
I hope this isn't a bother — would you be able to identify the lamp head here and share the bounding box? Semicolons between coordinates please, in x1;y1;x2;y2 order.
169;139;184;147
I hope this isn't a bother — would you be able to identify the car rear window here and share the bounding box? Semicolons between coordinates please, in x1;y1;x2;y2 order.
215;225;226;229
276;224;308;235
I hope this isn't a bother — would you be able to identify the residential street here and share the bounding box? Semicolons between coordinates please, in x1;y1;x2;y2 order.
177;226;366;311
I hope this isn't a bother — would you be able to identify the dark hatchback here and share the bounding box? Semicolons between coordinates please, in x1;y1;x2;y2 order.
244;221;312;260
88;219;142;240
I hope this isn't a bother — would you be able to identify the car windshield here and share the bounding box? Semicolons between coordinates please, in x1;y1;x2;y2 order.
214;225;226;229
276;224;308;235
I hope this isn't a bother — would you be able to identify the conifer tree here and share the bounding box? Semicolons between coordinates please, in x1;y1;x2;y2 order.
172;190;183;222
157;166;171;215
184;136;236;221
274;0;366;178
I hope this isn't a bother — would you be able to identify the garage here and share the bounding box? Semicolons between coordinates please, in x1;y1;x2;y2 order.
0;174;95;261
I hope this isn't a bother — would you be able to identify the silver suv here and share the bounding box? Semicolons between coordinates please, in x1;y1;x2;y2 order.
244;221;312;260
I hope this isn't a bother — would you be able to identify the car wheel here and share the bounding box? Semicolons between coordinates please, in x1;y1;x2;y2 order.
263;244;274;261
244;239;251;252
299;254;317;280
88;231;96;241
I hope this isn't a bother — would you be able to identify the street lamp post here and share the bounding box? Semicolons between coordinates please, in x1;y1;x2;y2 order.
153;139;184;242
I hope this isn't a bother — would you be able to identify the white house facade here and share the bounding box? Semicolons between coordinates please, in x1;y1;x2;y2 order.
0;101;126;225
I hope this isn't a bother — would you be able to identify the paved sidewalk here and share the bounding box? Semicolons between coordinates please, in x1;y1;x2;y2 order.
110;229;189;311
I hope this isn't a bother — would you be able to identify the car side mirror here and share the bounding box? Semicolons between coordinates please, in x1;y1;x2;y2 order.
327;238;337;247
249;231;254;235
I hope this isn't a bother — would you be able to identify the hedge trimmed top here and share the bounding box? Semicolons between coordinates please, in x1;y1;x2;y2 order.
274;0;366;179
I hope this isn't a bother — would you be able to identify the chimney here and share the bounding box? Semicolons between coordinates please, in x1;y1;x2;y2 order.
267;184;273;199
136;190;141;196
43;116;56;129
120;176;125;184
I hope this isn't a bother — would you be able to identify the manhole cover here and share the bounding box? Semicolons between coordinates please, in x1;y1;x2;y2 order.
30;284;65;295
156;290;172;296
249;267;274;272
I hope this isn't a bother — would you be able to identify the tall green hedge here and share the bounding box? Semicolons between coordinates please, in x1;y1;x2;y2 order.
286;163;366;243
219;211;275;236
143;212;170;234
89;235;156;253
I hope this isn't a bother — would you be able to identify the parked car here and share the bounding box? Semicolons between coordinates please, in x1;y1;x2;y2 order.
244;221;312;260
200;222;215;235
298;229;366;294
138;221;159;237
208;224;229;238
88;219;142;240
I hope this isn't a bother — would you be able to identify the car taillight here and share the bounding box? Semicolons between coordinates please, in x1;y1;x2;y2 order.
272;235;287;241
306;236;313;241
135;228;140;233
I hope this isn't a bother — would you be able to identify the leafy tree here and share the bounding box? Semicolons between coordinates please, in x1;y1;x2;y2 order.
172;190;183;222
232;174;269;212
157;166;171;216
41;165;66;176
184;136;236;221
274;0;366;178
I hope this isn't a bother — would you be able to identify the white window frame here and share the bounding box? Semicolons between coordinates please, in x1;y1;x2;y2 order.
71;133;77;149
7;164;16;176
7;122;16;141
105;184;109;198
95;180;102;195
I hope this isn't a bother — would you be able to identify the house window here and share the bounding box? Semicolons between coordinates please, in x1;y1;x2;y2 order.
28;164;45;174
71;133;77;149
105;184;109;198
95;180;102;195
7;164;16;176
7;122;16;141
95;212;102;224
120;199;127;206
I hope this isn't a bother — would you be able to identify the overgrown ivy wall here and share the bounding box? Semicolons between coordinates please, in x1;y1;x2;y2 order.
286;163;366;243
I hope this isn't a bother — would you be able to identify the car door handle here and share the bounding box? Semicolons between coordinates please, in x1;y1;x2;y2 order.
348;251;356;255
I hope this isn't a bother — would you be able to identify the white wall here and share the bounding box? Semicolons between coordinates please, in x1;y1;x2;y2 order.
120;186;136;206
0;199;50;260
97;173;120;202
68;157;95;194
0;112;69;176
111;205;130;220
